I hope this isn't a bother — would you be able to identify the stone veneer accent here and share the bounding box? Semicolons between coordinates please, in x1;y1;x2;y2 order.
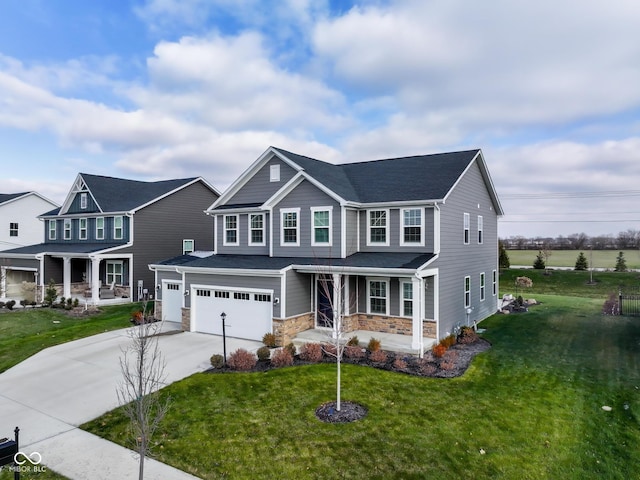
355;314;437;339
154;301;162;322
181;307;191;331
273;313;314;346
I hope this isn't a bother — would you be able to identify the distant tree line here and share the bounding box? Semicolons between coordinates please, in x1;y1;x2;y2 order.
500;229;640;250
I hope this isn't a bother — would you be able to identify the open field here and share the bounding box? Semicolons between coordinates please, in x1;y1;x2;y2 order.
83;294;640;479
506;249;640;269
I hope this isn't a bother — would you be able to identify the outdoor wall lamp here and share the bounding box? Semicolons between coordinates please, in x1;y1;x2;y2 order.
156;284;161;291
184;290;190;296
273;297;280;305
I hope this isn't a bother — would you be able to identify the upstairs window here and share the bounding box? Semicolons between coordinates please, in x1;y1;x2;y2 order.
401;208;423;245
368;210;389;245
270;164;280;182
79;218;87;240
311;207;332;246
64;219;72;240
183;239;194;255
9;222;18;237
249;213;265;246
464;276;471;308
114;216;123;240
368;278;389;315
48;220;56;240
96;217;104;240
224;215;238;245
80;192;88;209
478;215;483;244
281;208;299;246
463;213;470;244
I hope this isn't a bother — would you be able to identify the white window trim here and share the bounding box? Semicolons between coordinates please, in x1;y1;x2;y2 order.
96;217;104;240
183;239;194;255
480;272;486;302
478;215;483;244
48;220;56;240
79;218;87;240
106;260;124;286
367;277;390;316
80;192;87;209
400;279;413;317
223;214;239;246
367;209;390;246
463;213;470;245
63;219;72;240
464;275;471;308
400;207;424;246
311;206;333;247
492;269;497;297
248;213;266;246
114;216;123;240
280;208;300;247
270;164;280;182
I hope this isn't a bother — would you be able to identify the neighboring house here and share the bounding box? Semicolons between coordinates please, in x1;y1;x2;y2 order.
150;146;503;353
0;174;219;303
0;192;59;252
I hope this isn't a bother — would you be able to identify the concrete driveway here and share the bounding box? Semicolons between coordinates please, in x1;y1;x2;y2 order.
0;323;262;479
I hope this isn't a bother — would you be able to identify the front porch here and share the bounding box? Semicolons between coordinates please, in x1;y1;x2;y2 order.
292;329;437;356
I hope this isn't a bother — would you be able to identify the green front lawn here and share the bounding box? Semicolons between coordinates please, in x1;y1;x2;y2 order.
83;295;640;479
507;249;640;269
0;303;138;373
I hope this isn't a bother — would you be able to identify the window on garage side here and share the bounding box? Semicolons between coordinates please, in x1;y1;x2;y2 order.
224;215;238;245
492;269;497;296
234;292;250;300
183;239;194;255
9;222;18;237
480;272;486;302
478;215;484;244
106;260;123;285
311;207;332;246
463;213;470;244
367;278;389;315
464;276;471;308
281;208;299;246
249;213;265;246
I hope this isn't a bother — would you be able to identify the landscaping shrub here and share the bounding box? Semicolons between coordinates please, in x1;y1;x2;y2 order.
346;336;359;346
345;345;366;359
323;344;337;356
367;337;382;352
256;346;271;361
0;302;5;309
418;360;437;376
5;300;16;311
440;334;457;348
432;343;447;358
392;357;407;370
533;251;545;269
73;298;79;308
300;343;323;362
575;252;589;271
457;326;479;344
20;299;28;308
262;332;277;347
603;292;620;315
210;354;225;369
369;349;387;363
44;280;57;307
284;342;296;357
228;349;257;371
271;348;294;367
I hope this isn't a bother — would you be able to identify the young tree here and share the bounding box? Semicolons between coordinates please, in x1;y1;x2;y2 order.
615;251;628;272
44;279;58;306
533;251;545;270
574;252;589;271
498;241;510;269
117;304;171;480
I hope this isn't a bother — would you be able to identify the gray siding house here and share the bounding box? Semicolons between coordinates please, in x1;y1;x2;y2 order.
151;147;503;353
0;173;219;304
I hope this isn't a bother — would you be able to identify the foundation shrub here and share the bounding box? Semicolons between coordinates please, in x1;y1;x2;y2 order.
300;343;323;362
367;337;382;352
457;326;479;344
210;354;224;369
345;345;366;359
392;357;408;370
284;342;297;357
418;360;437;376
262;332;277;348
256;346;271;361
440;334;457;348
271;348;294;367
432;343;447;358
228;348;257;371
369;349;387;363
323;344;337;357
346;336;359;346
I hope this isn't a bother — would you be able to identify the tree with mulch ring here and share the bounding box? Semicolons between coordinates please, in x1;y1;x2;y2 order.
315;401;368;423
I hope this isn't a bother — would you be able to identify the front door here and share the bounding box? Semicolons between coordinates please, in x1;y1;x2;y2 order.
316;275;334;328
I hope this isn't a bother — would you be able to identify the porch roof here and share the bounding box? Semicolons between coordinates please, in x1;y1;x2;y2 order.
1;242;123;256
155;252;436;273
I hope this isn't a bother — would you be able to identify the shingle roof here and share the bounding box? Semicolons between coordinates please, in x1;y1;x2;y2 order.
273;147;479;203
81;174;199;212
0;192;29;205
2;243;123;255
156;252;435;271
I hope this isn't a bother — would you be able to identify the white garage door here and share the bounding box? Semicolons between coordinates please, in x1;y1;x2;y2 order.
191;286;273;341
161;281;183;322
6;269;36;297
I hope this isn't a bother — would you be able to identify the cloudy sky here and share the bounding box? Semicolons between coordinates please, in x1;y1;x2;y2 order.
1;0;640;239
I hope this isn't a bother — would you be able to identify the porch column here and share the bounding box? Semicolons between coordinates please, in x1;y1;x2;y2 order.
411;276;423;351
332;273;342;339
0;267;6;299
63;257;72;299
91;257;101;304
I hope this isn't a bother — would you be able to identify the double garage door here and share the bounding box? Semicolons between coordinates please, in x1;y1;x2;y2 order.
191;286;273;342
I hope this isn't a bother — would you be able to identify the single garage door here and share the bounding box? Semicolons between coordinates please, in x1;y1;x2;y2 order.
6;269;36;298
161;281;183;322
191;286;273;341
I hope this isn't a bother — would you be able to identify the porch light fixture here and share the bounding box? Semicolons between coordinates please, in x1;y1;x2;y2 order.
156;284;161;291
184;290;189;296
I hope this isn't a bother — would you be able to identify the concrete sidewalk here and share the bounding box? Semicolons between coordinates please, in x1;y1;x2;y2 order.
0;323;262;479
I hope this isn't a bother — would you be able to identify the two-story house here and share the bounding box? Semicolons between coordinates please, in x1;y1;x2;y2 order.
150;147;503;353
0;192;59;252
0;173;219;304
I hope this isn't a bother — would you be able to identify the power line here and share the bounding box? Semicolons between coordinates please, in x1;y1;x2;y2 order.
501;190;640;200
